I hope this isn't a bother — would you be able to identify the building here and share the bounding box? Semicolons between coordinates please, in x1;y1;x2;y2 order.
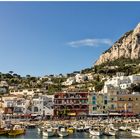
0;81;9;94
62;77;76;86
116;93;140;116
75;74;88;83
88;93;110;117
9;88;41;96
31;94;54;118
54;92;89;118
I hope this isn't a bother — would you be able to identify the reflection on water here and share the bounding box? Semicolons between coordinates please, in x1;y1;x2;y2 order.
0;128;140;139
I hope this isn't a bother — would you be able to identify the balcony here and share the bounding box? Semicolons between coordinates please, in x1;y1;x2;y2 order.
54;108;88;110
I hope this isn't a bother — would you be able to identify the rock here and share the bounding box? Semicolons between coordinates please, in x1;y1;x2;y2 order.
95;23;140;65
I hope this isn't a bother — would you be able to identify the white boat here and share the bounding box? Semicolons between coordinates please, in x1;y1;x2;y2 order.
42;128;55;137
103;127;116;136
58;127;69;137
84;125;91;131
109;124;118;131
131;127;140;137
119;126;131;131
75;125;84;132
37;126;44;133
89;128;102;136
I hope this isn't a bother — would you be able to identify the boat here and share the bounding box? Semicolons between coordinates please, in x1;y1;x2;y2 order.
89;127;103;136
0;128;10;135
109;124;118;131
37;125;45;133
26;123;36;129
131;127;140;137
75;125;84;132
8;124;25;136
67;127;75;134
103;126;116;136
119;126;131;131
84;125;91;132
42;128;55;137
58;127;69;137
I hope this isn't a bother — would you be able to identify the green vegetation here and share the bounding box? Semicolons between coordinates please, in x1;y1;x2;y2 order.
94;58;140;76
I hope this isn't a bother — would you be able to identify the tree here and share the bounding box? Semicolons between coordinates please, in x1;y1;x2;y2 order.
94;81;104;92
9;71;14;75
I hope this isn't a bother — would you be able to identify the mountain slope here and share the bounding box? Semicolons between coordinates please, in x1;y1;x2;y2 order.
95;23;140;65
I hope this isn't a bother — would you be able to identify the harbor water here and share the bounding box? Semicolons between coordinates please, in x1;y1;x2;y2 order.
0;128;139;139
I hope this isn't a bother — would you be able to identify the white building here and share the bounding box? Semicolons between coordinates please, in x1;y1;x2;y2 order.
103;74;140;93
10;88;41;96
13;98;30;114
2;95;17;108
62;77;76;86
75;74;87;83
31;95;54;117
128;75;140;84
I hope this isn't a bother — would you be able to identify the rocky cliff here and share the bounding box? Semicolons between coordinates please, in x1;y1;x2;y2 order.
95;23;140;65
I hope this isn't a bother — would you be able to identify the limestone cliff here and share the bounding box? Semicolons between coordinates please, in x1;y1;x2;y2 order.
95;23;140;65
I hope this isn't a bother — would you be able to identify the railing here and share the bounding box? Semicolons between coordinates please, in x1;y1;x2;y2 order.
54;108;88;110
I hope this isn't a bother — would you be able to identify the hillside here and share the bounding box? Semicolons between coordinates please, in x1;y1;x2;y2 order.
95;23;140;65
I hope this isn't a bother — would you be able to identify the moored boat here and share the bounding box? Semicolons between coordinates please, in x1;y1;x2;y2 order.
8;124;25;136
103;127;116;136
58;127;69;137
119;126;131;131
0;128;9;135
89;127;103;136
131;127;140;137
42;128;55;137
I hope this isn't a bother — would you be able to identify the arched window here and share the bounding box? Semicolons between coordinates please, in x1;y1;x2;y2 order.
34;107;38;112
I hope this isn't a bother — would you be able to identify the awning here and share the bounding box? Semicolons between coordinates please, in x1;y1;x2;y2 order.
68;113;76;116
109;113;122;115
121;113;135;116
88;114;108;116
31;114;38;116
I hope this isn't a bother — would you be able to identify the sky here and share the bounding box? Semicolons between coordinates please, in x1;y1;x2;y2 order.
0;2;140;76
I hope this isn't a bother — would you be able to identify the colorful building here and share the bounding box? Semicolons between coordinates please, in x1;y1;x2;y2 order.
54;92;89;118
116;93;140;116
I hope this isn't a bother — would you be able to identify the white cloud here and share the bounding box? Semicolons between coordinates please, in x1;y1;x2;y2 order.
68;38;113;48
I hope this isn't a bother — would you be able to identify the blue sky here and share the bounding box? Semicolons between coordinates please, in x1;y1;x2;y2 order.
0;2;140;76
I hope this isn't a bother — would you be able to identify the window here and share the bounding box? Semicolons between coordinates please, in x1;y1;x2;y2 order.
111;104;115;109
104;100;108;105
136;98;138;101
34;107;38;112
92;96;96;100
104;96;107;99
92;101;96;105
93;107;97;111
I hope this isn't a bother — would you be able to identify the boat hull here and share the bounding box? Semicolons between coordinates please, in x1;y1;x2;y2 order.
89;130;102;136
58;132;69;137
131;130;140;137
42;131;55;137
8;129;25;136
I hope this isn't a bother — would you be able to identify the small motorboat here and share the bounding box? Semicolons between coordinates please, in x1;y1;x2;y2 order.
42;128;55;137
75;125;84;132
119;126;131;131
89;127;103;136
8;124;25;136
131;127;140;137
0;128;10;135
58;127;69;137
67;127;75;134
103;126;116;136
